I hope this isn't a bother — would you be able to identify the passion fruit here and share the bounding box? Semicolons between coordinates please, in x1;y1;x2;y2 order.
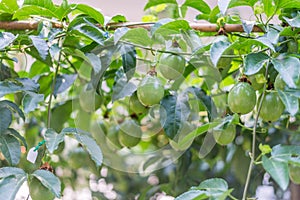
213;124;236;145
118;119;142;148
259;91;285;122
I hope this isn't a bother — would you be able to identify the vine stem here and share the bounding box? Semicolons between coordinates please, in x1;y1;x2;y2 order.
242;62;269;200
46;39;63;128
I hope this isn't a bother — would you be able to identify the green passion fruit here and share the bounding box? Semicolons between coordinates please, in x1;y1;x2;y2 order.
274;74;286;91
129;92;147;114
106;126;122;150
259;91;285;122
137;75;164;106
118;119;142;148
158;48;185;80
228;82;257;114
213;124;236;145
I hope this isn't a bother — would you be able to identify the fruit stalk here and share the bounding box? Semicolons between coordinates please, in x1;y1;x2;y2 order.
242;62;269;200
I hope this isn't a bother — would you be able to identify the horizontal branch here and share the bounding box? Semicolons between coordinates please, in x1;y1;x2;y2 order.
0;21;264;32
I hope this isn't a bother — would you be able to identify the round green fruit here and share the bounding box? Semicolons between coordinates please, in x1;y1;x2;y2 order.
118;119;142;148
259;91;285;122
129;92;147;114
213;124;236;145
158;48;185;80
228;82;257;114
29;177;55;200
106;126;122;150
274;75;286;90
79;85;102;112
137;75;164;106
289;164;300;184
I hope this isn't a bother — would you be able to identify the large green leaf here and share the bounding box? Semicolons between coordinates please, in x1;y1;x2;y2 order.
0;134;21;165
210;37;231;67
0;0;19;14
272;56;300;88
275;0;300;8
0;32;17;50
0;172;27;200
283;13;300;28
182;0;211;14
120;28;152;47
53;74;77;95
29;36;49;61
0;78;39;97
255;37;276;52
144;0;177;10
263;0;276;17
181;30;203;52
229;0;258;7
32;170;61;198
61;128;103;167
160;94;190;139
262;155;289;190
271;144;300;165
277;90;299;116
0;107;12;133
13;5;58;19
153;20;191;38
175;190;208;200
244;53;269;75
185;87;217;120
112;70;137;101
197;178;228;197
218;0;231;15
85;53;102;74
75;4;104;25
121;45;136;80
5;128;27;150
22;91;44;114
0;100;25;121
0;167;25;178
44;128;65;154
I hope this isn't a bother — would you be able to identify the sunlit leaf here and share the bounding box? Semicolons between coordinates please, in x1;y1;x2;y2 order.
32;170;61;198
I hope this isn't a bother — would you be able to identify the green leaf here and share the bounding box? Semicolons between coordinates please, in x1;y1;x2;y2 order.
198;178;228;196
271;56;300;88
262;0;275;17
0;0;19;14
32;170;61;198
53;74;77;95
5;128;27;150
283;13;300;28
0;167;25;178
86;53;101;74
0;174;27;200
185;87;217;120
182;0;211;14
218;0;231;15
0;78;39;97
120;28;151;47
44;128;65;154
0;107;12;133
144;0;177;10
255;36;276;52
61;128;103;167
22;91;44;114
153;20;191;38
160;94;190;139
175;190;208;200
262;155;289;190
13;5;58;19
0;134;21;165
121;45;136;80
276;0;300;8
70;18;105;45
29;36;49;60
0;32;17;50
244;53;269;75
50;100;72;132
112;70;137;102
75;4;104;25
229;0;258;7
181;30;203;52
271;144;300;165
0;100;25;121
277;90;298;116
210;37;231;67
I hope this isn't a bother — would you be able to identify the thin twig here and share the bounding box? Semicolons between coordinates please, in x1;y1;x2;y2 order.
242;62;269;200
